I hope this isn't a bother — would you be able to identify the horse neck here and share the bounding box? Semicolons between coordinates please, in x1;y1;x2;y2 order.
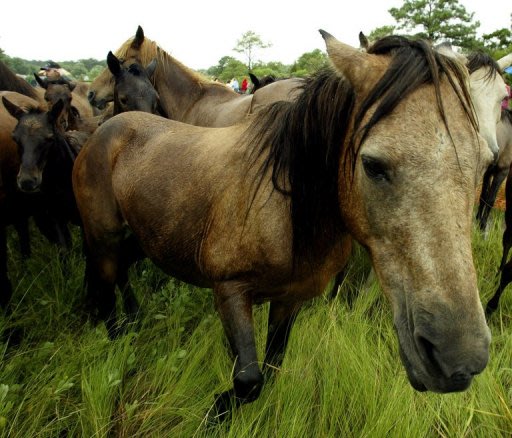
155;53;235;121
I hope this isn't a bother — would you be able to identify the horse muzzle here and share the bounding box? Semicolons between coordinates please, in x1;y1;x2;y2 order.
395;313;490;393
88;91;108;110
17;172;42;193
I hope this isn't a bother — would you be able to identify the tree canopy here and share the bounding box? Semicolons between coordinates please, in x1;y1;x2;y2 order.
233;30;272;70
389;0;480;49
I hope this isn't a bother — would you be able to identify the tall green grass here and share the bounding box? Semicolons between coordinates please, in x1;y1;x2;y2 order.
1;208;511;437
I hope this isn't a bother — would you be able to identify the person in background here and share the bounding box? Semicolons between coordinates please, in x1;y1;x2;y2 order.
38;61;72;81
230;77;239;93
241;77;248;94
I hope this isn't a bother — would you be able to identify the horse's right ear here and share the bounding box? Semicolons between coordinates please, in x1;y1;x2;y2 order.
358;31;369;51
146;59;157;79
107;51;122;77
2;96;26;120
132;25;145;49
34;73;48;89
249;73;259;87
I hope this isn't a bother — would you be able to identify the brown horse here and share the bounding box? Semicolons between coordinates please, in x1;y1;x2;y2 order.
74;32;491;418
88;26;302;126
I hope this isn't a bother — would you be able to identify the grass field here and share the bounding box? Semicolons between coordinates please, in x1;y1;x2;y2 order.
1;207;512;437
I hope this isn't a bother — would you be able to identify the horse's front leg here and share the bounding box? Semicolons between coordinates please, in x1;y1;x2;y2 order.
211;281;263;422
263;300;302;377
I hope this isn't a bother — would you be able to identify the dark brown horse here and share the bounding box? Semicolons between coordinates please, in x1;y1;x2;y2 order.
74;32;491;418
3;97;87;247
88;26;302;126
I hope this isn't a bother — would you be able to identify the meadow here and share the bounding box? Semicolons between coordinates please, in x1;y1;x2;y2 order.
1;207;512;437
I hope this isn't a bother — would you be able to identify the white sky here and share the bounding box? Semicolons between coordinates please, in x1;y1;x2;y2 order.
1;0;510;70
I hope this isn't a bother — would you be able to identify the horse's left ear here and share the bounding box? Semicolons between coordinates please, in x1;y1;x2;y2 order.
146;59;157;79
47;99;65;125
107;51;122;78
34;73;48;89
319;30;382;89
132;25;145;49
2;96;26;120
497;53;512;71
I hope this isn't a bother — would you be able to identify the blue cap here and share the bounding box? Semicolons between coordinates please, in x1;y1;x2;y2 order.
505;66;512;74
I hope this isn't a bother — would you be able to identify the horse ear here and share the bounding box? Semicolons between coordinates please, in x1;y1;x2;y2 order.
434;42;467;64
249;73;259;87
107;51;122;77
132;25;145;49
497;53;512;71
319;29;380;88
146;58;157;79
2;96;26;120
47;99;65;125
34;73;48;89
358;31;369;50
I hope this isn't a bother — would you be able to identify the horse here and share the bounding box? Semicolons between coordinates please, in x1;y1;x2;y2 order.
0;91;52;305
74;32;492;419
87;26;302;126
2;97;86;245
477;109;512;231
484;110;512;315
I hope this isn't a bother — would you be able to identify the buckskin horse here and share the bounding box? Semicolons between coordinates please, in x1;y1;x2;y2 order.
74;32;492;419
87;26;302;126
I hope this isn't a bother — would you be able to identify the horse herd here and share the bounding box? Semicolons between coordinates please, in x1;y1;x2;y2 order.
1;25;512;420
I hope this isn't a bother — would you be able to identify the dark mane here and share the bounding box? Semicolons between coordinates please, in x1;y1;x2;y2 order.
0;60;39;100
466;52;501;80
247;35;476;261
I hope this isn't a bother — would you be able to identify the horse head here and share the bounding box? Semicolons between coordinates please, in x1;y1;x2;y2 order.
3;96;66;193
88;25;146;109
107;51;160;115
320;31;491;393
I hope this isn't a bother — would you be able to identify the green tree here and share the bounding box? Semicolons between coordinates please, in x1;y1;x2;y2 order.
290;49;328;77
482;28;512;52
233;30;271;70
368;25;396;42
389;0;480;49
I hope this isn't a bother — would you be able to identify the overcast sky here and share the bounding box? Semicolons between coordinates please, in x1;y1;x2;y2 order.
1;0;510;70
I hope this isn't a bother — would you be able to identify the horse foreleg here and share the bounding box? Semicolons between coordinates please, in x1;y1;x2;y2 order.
0;226;12;308
211;281;262;422
479;169;508;232
476;166;494;228
487;259;512;315
263;300;302;377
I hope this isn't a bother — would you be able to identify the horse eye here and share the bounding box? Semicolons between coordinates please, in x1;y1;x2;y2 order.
361;155;390;182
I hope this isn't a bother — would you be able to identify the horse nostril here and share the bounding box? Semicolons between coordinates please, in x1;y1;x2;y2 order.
415;335;443;375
